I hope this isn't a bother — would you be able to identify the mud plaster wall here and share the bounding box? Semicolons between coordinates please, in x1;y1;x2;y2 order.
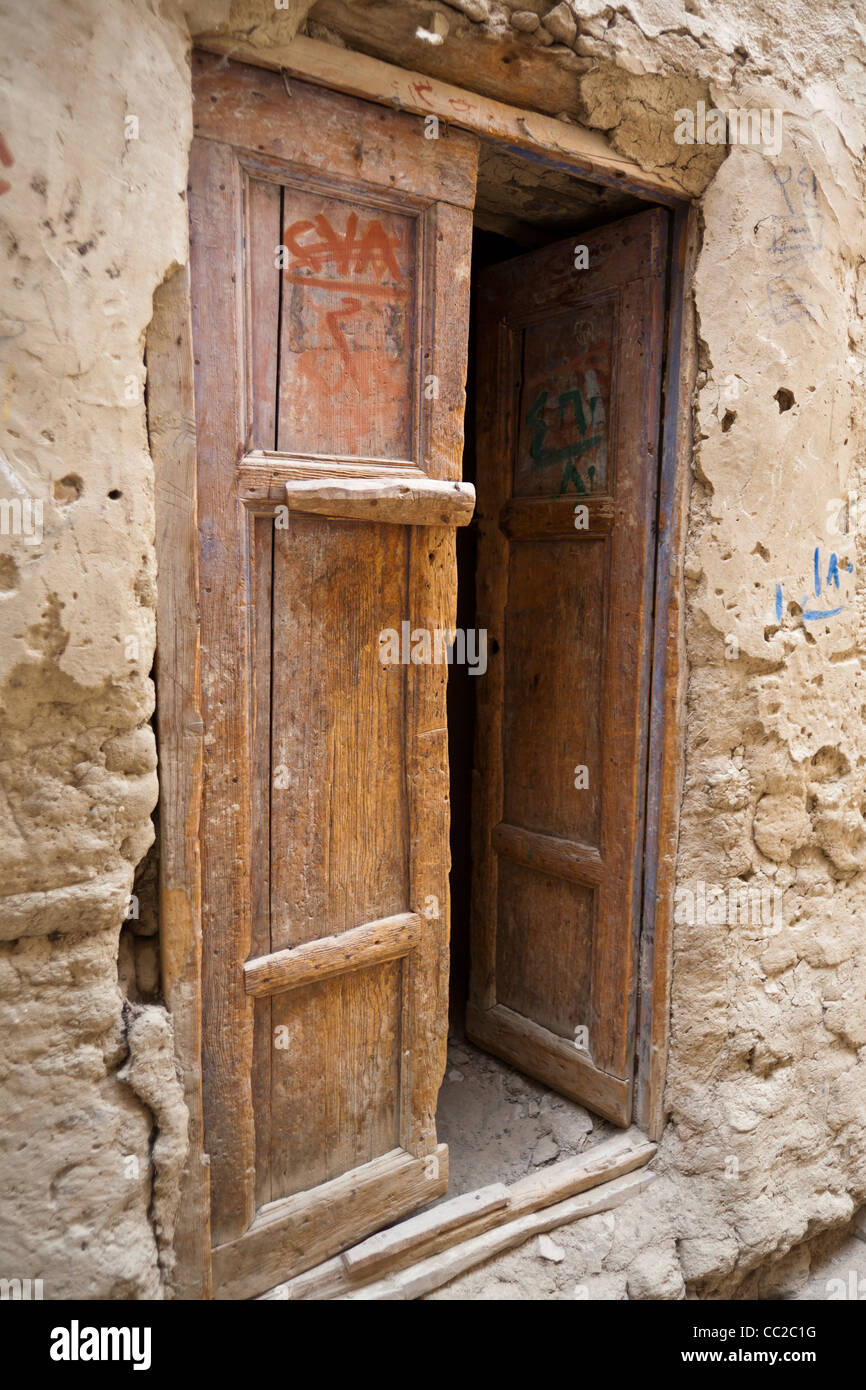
0;0;864;1299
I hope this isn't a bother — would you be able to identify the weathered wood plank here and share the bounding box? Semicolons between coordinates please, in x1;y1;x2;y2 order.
340;1169;654;1300
245;178;281;1209
634;204;698;1139
149;263;211;1300
342;1183;509;1280
194;36;683;202
282;475;476;527
189;133;257;1247
192;50;478;211
492;821;604;886
264;1128;653;1299
467;1003;631;1125
244;912;421;998
212;1146;449;1300
246;175;282;452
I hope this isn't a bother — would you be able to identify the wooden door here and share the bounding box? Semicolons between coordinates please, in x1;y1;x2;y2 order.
468;210;668;1126
188;53;477;1299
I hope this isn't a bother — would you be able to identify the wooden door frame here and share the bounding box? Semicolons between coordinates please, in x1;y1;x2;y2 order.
150;39;695;1298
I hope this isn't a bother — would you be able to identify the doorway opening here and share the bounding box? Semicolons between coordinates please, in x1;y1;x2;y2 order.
437;142;665;1197
162;51;692;1294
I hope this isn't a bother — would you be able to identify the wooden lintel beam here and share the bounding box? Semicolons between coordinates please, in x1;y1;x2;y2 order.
195;36;686;204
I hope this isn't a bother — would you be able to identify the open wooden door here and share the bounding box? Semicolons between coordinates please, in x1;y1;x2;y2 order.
188;53;477;1299
468;209;668;1126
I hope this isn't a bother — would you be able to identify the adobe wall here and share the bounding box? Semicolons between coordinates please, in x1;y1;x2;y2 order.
0;0;863;1298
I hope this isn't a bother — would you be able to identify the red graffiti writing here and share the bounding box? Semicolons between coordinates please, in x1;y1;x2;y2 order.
282;208;411;455
408;80;435;109
284;212;403;286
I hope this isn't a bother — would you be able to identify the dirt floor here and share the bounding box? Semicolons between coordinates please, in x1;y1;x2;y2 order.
434;1034;619;1198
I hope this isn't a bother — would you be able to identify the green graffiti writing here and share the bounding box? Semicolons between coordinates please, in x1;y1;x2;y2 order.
525;387;604;493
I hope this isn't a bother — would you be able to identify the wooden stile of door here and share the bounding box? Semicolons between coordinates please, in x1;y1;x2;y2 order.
188;52;478;1299
468;210;669;1126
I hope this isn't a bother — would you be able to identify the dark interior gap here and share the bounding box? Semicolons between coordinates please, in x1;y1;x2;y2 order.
438;218;627;1199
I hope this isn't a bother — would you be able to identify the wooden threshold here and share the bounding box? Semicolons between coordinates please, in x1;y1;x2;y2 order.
214;1145;449;1300
342;1168;653;1300
260;1127;654;1300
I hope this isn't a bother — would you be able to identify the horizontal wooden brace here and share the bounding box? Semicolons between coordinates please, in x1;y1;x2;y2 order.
244;911;421;998
500;496;615;539
281;475;476;527
238;452;429;502
467;1002;630;1124
492;821;604;886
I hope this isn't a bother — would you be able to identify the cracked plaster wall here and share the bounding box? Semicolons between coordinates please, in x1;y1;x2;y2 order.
1;0;865;1298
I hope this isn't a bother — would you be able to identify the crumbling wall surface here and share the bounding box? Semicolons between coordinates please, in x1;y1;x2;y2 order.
0;0;195;1298
328;0;866;1299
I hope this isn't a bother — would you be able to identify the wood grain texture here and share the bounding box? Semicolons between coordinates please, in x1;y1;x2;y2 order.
192;50;478;211
277;188;417;460
634;205;697;1139
148;263;211;1299
245;176;280;1205
268;515;410;949
467;1002;630;1124
244;912;421;997
495;861;594;1041
267;961;403;1200
282;475;475;526
246;176;282;452
212;1146;449;1300
195;35;682;203
492;821;604;886
340;1169;653;1300
342;1182;510;1278
468;209;668;1109
250;514;274;1209
403;522;457;1156
264;1128;654;1299
189;134;256;1247
190;55;477;1292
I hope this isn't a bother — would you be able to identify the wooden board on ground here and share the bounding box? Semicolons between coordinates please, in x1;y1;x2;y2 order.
261;1127;654;1300
341;1168;654;1300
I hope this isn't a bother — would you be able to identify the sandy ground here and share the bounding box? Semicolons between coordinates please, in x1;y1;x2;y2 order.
434;1034;619;1198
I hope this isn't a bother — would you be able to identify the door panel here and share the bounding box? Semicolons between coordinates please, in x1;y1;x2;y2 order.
189;52;477;1298
468;209;668;1125
268;516;410;947
276;188;417;458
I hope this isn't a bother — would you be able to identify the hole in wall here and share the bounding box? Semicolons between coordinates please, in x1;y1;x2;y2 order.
774;387;795;413
810;745;849;780
0;554;19;592
54;474;83;503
